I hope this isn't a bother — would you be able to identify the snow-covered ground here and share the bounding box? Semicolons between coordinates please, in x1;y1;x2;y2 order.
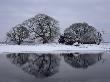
0;43;110;53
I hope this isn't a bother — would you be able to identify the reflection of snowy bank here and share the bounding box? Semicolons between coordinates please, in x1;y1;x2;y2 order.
0;43;109;53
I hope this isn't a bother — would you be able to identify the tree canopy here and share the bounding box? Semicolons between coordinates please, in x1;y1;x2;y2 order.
59;23;102;45
22;14;60;43
7;24;29;45
6;14;103;45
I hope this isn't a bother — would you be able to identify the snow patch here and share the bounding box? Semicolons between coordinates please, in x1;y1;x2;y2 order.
0;43;109;53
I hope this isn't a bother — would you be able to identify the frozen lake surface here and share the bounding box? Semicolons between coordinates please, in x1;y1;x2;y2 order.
0;51;110;82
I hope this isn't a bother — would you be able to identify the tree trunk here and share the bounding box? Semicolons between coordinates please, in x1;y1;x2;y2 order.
42;38;48;44
17;41;21;45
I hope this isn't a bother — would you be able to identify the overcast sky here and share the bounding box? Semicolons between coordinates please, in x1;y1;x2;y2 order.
0;0;110;42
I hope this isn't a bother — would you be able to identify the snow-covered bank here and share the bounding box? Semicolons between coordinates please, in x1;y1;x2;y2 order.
0;44;109;53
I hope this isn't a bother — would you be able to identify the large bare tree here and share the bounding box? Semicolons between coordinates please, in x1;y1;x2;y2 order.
7;24;29;45
59;23;102;45
22;14;60;44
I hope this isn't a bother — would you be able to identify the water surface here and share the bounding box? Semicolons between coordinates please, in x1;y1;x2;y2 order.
0;52;110;82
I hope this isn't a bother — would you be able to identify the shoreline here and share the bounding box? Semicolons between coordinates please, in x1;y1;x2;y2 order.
0;44;109;54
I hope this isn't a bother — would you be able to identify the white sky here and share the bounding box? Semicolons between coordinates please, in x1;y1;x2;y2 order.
0;0;110;42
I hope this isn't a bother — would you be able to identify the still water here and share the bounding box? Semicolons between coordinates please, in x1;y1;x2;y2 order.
0;52;110;82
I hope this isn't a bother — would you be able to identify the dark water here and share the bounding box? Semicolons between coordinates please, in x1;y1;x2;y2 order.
0;52;110;82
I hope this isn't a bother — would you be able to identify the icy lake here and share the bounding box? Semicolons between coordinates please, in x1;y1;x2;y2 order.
0;51;110;82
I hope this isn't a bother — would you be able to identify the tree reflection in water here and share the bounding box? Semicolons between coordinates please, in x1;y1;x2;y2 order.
62;53;102;69
7;53;61;78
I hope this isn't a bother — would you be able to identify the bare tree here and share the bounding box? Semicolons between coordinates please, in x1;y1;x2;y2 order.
61;23;102;45
7;24;29;45
22;14;60;44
